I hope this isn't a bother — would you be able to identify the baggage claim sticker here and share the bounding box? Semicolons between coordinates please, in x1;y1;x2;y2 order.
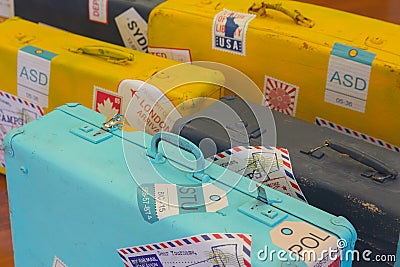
118;233;252;267
325;42;376;113
212;9;255;56
269;221;342;267
137;183;228;224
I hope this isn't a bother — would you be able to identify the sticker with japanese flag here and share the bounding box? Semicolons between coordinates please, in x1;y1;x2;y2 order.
93;86;122;118
208;146;307;202
118;79;182;134
118;233;252;267
263;76;299;117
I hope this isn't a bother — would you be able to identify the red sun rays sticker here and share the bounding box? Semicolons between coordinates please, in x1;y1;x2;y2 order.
263;76;299;116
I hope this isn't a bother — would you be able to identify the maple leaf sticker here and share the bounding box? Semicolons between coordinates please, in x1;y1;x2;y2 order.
94;87;122;117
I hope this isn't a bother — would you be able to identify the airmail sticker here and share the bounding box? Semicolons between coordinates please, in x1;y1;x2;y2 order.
212;9;255;56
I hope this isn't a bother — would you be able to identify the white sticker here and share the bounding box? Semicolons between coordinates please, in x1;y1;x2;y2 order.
17;45;58;108
209;146;307;202
0;90;43;167
137;183;228;224
270;221;341;267
212;9;255;56
52;256;68;267
325;43;376;113
115;8;148;52
0;0;14;18
263;76;299;117
88;0;108;24
148;47;192;63
93;86;123;117
118;79;181;134
118;233;252;267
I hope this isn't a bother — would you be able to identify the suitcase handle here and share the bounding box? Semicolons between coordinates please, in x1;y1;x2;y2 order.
147;132;210;181
301;140;398;182
68;45;134;64
248;2;315;28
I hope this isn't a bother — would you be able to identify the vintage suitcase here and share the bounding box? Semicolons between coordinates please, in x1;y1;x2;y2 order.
2;0;166;52
172;95;400;267
148;0;400;149
3;103;356;267
0;17;224;174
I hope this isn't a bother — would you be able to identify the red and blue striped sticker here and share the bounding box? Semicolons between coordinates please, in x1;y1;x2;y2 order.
0;90;43;167
208;146;307;203
118;233;252;267
316;117;399;153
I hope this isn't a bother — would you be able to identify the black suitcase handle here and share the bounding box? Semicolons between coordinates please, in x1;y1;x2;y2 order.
301;140;398;182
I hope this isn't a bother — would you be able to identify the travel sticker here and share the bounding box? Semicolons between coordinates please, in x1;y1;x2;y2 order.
325;42;376;113
118;233;252;267
0;90;43;167
137;183;228;224
212;9;255;56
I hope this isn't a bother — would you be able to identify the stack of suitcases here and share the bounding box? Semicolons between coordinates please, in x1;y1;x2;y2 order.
0;1;399;267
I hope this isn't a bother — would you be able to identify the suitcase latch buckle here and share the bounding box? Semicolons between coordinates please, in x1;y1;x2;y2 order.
103;114;124;131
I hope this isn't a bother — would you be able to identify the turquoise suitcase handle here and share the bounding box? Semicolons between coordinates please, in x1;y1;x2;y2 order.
147;132;210;182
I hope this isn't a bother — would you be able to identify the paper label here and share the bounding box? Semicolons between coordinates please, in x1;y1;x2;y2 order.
115;8;148;52
137;183;228;224
270;221;341;267
148;47;192;63
118;233;252;267
0;0;14;17
0;90;43;167
93;86;122;117
52;256;68;267
325;43;376;113
88;0;108;24
118;79;181;134
263;76;299;116
209;146;307;202
17;46;57;108
212;9;255;56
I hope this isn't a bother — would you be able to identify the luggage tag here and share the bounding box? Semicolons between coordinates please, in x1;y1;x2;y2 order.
136;132;229;224
209;146;307;202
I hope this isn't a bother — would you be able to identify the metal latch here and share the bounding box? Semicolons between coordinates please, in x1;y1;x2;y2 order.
70;114;124;144
238;186;287;227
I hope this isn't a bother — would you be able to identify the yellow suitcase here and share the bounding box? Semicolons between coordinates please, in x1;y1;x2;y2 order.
0;17;225;174
147;0;400;151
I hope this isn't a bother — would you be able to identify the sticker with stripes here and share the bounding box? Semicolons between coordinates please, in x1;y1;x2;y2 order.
137;183;228;224
118;233;252;267
52;256;68;267
0;90;43;167
208;146;307;203
263;76;299;117
316;117;400;153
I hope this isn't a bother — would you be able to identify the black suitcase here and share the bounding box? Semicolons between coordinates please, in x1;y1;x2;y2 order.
13;0;164;52
172;95;400;267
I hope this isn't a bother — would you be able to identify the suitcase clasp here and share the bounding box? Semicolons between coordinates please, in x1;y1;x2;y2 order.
238;186;287;227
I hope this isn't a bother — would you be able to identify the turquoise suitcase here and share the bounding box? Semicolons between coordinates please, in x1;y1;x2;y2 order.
3;103;356;267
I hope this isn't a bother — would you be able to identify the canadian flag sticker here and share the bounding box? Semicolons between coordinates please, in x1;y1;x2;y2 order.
93;86;122;117
263;76;299;117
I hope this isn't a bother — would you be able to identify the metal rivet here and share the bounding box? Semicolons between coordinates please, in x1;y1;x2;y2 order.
20;166;28;174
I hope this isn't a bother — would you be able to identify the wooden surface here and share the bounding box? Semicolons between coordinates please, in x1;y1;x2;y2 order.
0;2;399;266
